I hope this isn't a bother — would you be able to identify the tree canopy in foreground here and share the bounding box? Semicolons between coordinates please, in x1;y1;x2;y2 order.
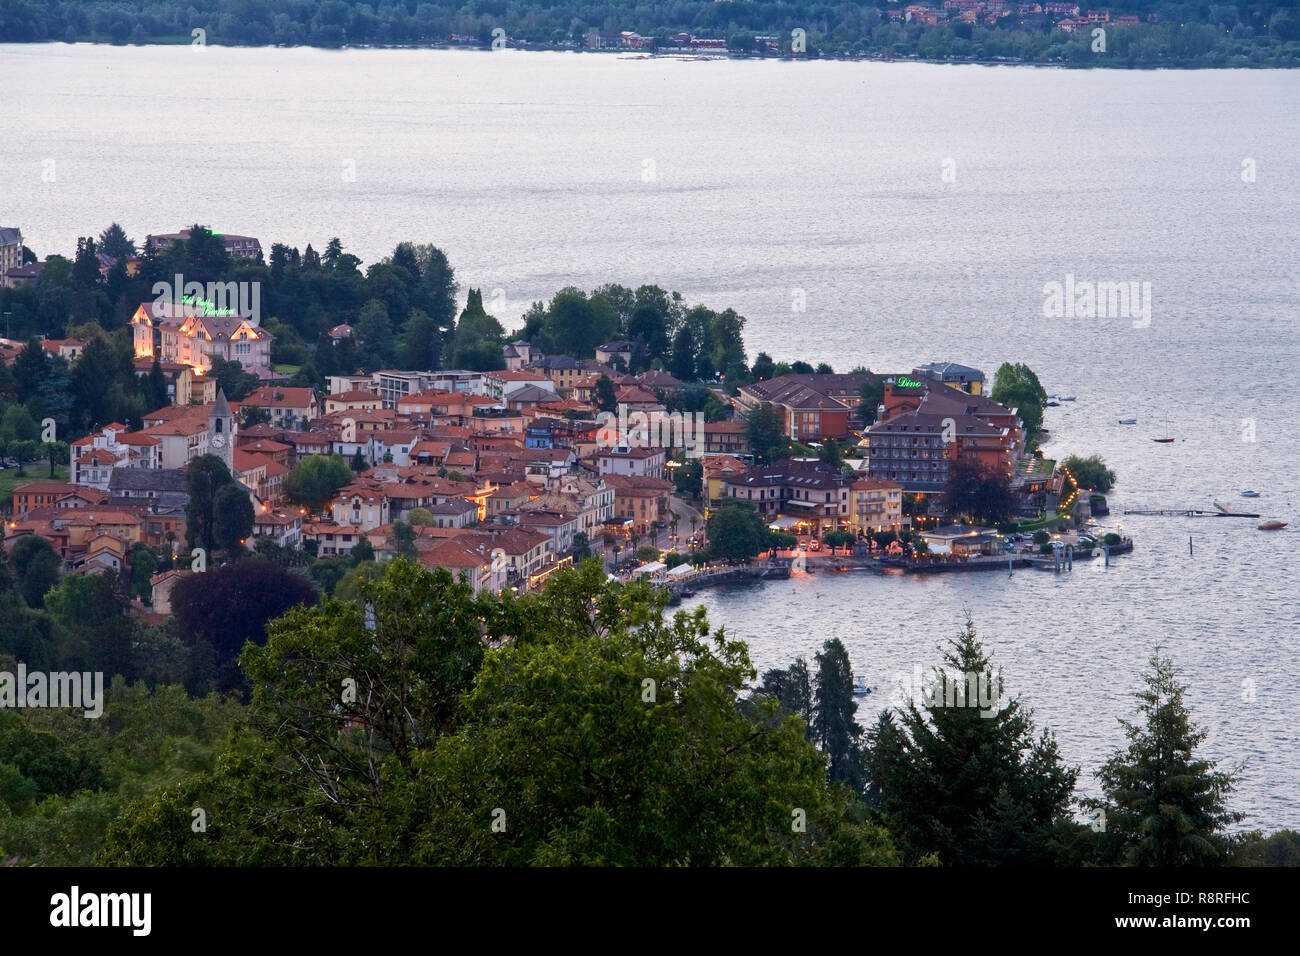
98;559;896;866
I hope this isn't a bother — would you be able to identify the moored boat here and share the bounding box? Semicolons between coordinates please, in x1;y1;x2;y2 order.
1258;520;1288;531
1240;490;1260;498
1152;414;1174;442
1118;418;1137;425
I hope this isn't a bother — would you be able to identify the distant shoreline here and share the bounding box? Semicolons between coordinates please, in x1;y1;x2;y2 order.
6;40;1298;70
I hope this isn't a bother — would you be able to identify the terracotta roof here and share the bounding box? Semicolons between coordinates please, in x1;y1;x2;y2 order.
603;474;673;493
328;389;382;402
242;386;316;409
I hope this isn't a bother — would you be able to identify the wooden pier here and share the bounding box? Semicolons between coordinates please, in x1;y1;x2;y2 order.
1123;509;1260;518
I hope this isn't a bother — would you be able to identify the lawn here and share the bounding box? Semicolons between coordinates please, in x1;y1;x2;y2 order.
0;463;69;502
273;364;301;375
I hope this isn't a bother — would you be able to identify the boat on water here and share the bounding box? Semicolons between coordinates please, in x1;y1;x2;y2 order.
1046;401;1060;407
1258;520;1288;531
1240;490;1260;498
1060;396;1076;402
1118;418;1137;425
1152;414;1174;442
852;677;873;697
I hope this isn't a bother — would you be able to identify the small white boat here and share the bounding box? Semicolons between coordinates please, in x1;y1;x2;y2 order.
1118;418;1137;425
1258;520;1288;531
1060;396;1076;402
852;677;873;697
1240;490;1260;498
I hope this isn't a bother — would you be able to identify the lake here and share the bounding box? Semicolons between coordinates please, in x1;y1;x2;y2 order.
3;43;1298;828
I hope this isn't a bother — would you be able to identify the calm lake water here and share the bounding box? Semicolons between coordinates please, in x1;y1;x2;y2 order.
4;44;1298;828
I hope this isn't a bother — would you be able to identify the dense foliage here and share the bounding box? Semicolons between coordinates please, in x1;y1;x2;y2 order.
96;560;897;865
0;547;1276;867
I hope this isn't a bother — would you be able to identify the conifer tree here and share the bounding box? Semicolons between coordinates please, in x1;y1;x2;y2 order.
865;613;1079;865
1087;650;1244;866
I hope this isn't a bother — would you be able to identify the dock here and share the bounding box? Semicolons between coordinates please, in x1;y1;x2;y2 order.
1123;501;1259;518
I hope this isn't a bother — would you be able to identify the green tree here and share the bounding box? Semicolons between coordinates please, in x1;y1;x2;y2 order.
284;454;353;512
746;403;787;464
751;352;776;381
43;571;137;676
40;440;68;478
240;405;271;428
757;658;813;730
593;374;617;413
389;520;417;559
8;535;61;608
813;639;864;790
97;222;136;259
350;536;374;563
355;299;394;370
570;532;591;561
184;454;234;552
1086;650;1244;866
213;484;255;553
543;287;619;357
857;375;885;426
668;324;696;382
449;290;506;371
991;362;1047;445
207;357;259;401
406;507;434;527
397;308;440;370
1061;453;1117;493
704;499;769;563
0;404;39;445
943;458;1016;525
127;542;158;602
146;358;169;410
865;613;1080;865
673;457;703;497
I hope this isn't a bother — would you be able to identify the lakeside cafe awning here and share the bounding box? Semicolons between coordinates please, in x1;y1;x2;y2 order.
666;563;694;578
768;516;802;530
629;560;667;578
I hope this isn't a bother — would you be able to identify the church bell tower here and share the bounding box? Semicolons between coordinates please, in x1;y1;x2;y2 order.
209;387;235;471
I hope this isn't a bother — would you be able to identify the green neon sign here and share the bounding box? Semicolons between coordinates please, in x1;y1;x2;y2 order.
897;377;923;388
181;293;236;316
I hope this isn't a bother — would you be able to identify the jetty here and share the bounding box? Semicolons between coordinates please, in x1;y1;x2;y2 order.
1123;501;1259;518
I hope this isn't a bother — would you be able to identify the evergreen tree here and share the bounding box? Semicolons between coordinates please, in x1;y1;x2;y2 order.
746;402;788;464
865;614;1079;865
185;454;234;552
213;485;255;554
668;324;696;382
593;373;617;413
813;639;864;791
1087;650;1244;866
147;358;170;409
97;222;136;259
389;520;417;559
